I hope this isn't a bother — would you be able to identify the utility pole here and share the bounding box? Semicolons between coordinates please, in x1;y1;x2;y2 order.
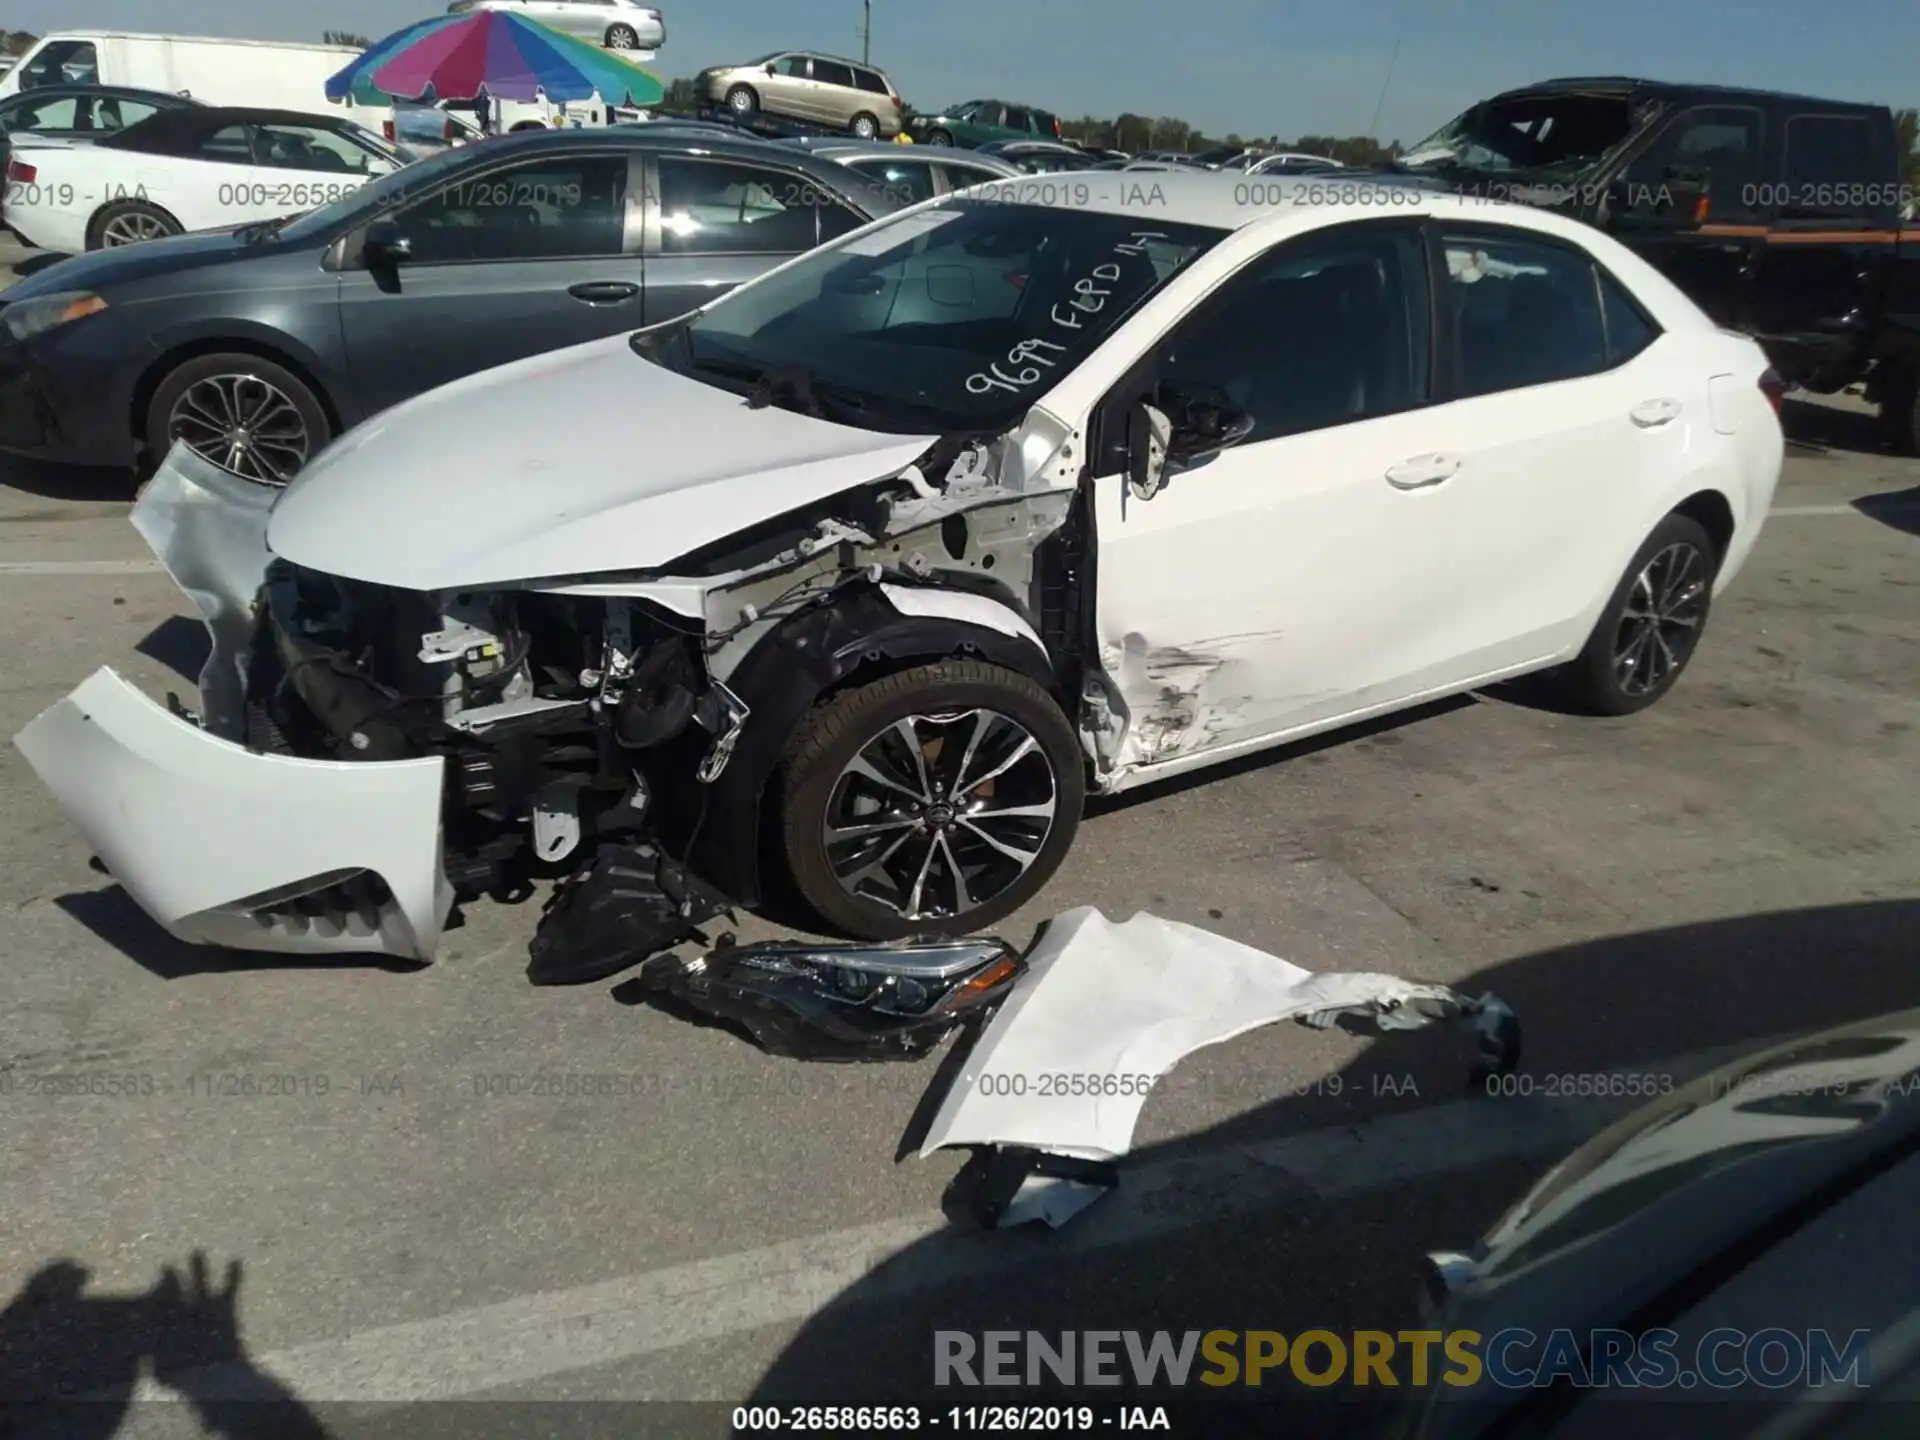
862;0;871;65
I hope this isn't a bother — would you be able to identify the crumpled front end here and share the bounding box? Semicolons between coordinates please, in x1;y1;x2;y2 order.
14;445;455;961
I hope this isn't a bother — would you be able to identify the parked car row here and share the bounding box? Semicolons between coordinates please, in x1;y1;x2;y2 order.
0;126;920;481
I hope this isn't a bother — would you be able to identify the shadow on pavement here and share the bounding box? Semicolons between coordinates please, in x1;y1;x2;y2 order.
0;1250;327;1438
0;451;135;502
54;888;428;978
1780;396;1884;455
1854;482;1920;537
743;898;1920;1432
136;615;212;683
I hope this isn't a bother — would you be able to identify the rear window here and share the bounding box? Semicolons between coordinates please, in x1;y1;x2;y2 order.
1405;91;1637;174
854;68;889;95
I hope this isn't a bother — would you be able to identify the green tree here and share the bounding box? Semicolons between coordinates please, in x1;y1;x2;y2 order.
322;30;372;47
1896;108;1920;192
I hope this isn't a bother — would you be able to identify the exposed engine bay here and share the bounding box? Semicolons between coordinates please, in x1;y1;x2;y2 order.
53;414;1104;980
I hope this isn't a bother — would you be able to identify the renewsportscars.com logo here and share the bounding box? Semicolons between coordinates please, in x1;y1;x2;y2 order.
934;1329;1874;1390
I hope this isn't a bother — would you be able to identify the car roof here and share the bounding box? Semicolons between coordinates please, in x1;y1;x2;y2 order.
99;104;366;151
1497;75;1889;114
0;83;201;105
959;168;1625;236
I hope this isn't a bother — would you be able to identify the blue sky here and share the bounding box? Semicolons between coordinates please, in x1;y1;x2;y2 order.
11;0;1917;143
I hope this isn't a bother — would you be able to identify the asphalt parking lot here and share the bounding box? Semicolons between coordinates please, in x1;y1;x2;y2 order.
0;282;1915;1430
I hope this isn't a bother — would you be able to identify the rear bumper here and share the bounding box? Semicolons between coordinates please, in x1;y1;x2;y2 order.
13;445;456;961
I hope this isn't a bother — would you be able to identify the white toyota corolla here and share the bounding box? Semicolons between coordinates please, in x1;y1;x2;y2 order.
16;173;1785;983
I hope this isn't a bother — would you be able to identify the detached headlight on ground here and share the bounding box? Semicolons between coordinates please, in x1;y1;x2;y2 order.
4;291;107;344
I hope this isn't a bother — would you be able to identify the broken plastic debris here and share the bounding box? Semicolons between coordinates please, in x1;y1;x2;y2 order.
647;936;1024;1061
915;908;1521;1228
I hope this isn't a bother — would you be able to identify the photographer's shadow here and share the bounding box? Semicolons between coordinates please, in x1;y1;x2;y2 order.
0;1251;326;1439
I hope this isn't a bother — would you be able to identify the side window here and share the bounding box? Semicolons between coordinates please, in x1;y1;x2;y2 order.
1780;114;1881;218
1442;233;1609;396
816;200;867;243
770;56;810;78
1623;105;1763;216
194;125;257;164
252;123;383;175
853;69;889;95
937;162;1003;192
656;158;826;254
1004;106;1032;133
391;155;630;263
1157;226;1430;441
1599;268;1661;366
846;157;937;205
89;97;160;132
812;59;855;89
978;102;1007;127
8;96;80;130
20;41;97;90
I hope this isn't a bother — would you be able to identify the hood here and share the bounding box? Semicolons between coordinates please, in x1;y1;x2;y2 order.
1431;1009;1920;1348
1;228;265;299
267;332;941;592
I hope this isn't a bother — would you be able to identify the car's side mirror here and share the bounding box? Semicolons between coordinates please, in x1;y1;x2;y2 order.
1126;400;1172;500
1166;392;1255;461
363;220;413;266
764;62;778;75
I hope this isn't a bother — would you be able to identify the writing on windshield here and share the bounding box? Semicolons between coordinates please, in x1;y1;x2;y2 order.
965;230;1169;396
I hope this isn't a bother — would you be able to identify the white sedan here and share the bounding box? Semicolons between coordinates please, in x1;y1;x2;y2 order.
2;104;402;252
17;174;1784;970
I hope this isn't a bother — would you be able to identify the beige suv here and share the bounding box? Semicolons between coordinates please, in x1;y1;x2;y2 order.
698;52;905;139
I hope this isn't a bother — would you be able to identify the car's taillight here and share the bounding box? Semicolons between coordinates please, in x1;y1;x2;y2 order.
6;158;35;184
892;94;903;109
1051;116;1062;138
443;118;455;142
382;118;395;141
1004;272;1026;288
1758;367;1786;415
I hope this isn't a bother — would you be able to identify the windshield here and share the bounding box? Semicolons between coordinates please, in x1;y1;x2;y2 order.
657;200;1226;433
1403;91;1638;174
271;144;475;245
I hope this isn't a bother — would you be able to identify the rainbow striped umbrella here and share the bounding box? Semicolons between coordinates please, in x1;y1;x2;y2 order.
324;11;663;107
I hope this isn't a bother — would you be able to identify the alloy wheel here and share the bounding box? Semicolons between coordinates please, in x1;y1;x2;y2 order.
168;373;312;485
100;211;171;246
1612;541;1708;696
606;26;637;49
822;708;1059;923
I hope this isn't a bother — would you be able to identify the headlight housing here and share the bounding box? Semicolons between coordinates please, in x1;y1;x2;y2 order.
3;290;107;344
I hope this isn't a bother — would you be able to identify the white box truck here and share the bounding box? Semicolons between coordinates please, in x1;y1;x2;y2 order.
0;32;392;128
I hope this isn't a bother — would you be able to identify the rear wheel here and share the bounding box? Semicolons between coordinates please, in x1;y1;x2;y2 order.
1555;513;1718;715
604;23;640;49
927;127;953;146
144;352;331;486
850;112;879;140
726;84;758;117
779;660;1085;939
88;200;181;250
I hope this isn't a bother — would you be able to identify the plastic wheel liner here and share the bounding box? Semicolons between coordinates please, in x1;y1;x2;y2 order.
12;444;454;961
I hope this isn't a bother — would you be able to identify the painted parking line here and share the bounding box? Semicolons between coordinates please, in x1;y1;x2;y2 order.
126;1038;1768;1404
0;558;164;574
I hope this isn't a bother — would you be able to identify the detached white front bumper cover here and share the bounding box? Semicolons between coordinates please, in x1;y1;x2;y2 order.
14;446;454;961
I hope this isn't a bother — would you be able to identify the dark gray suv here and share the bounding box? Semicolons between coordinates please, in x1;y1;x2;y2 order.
0;128;907;483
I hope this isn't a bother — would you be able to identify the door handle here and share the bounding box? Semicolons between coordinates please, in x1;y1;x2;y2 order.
567;280;639;305
1385;454;1461;489
1630;398;1682;427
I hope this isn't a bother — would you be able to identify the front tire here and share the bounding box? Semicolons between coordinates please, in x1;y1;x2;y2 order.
926;127;953;146
88;199;181;249
850;111;879;140
726;84;758;117
1555;513;1718;715
778;660;1085;940
144;352;331;486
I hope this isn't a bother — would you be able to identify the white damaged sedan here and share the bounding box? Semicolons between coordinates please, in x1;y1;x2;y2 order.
15;175;1785;982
